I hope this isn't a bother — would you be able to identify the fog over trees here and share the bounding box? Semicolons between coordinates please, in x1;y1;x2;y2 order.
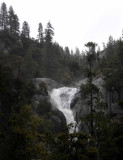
0;2;123;160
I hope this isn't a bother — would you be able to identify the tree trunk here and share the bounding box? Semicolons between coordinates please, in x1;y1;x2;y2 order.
108;91;112;117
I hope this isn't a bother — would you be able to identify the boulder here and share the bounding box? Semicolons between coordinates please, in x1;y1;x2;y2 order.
50;107;67;134
33;78;67;134
34;78;64;91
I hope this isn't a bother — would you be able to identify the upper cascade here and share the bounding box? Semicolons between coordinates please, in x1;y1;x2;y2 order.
50;87;78;125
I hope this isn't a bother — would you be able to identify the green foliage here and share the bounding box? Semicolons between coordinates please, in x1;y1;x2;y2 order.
22;48;34;80
36;99;51;116
51;130;98;160
69;60;81;77
39;118;55;134
98;37;123;102
38;22;44;44
0;2;123;160
38;81;48;96
45;21;54;44
100;118;123;160
21;21;30;38
81;49;123;159
0;65;50;159
4;105;48;160
63;72;73;85
13;78;36;106
0;2;8;31
82;111;109;143
8;6;20;36
0;1;84;83
80;83;104;110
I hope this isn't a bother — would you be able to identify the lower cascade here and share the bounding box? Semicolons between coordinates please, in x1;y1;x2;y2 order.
50;87;78;125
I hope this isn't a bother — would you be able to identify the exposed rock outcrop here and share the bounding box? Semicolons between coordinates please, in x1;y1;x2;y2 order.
33;78;67;134
34;78;64;91
70;91;90;131
50;107;67;133
71;77;123;131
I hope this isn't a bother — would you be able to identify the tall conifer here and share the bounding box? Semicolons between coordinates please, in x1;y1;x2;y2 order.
0;2;8;31
37;22;44;44
8;6;20;35
21;21;30;38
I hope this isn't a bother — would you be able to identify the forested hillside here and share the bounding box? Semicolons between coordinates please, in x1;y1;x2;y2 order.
0;2;123;160
0;2;85;85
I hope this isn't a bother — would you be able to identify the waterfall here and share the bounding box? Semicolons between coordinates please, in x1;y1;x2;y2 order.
50;87;78;125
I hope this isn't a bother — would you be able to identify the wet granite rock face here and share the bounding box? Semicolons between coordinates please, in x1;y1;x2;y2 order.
34;78;64;92
70;91;90;132
71;91;104;131
50;107;67;133
33;78;67;134
71;78;104;120
33;95;67;133
71;92;90;117
71;77;123;131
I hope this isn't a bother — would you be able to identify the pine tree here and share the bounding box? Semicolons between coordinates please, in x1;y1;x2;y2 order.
21;21;30;38
20;21;30;50
43;22;55;78
85;42;97;114
5;105;47;160
8;6;20;35
52;130;98;160
45;21;54;44
0;2;8;31
37;22;44;44
80;42;105;159
81;42;98;136
74;47;81;62
64;46;70;56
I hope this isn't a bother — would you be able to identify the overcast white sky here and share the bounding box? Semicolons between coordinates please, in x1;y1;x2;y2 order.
1;0;123;51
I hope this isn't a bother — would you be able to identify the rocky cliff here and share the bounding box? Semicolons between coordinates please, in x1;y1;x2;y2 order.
33;78;67;134
71;77;123;131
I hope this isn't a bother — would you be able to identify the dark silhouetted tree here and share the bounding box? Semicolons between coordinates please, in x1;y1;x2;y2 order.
0;2;8;31
81;42;97;136
21;21;30;38
8;6;20;36
85;42;97;112
37;22;44;45
45;21;54;44
20;21;30;50
52;130;98;160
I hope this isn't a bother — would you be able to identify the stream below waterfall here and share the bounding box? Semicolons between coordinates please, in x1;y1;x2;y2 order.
50;87;78;125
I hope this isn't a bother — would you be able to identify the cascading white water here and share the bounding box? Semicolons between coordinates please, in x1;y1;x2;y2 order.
50;87;78;125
